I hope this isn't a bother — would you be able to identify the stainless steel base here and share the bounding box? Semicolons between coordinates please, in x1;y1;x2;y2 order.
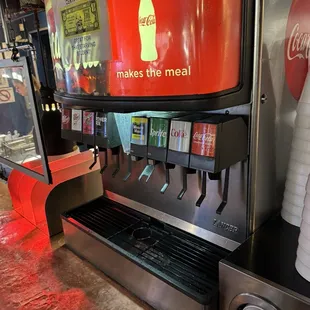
62;218;216;310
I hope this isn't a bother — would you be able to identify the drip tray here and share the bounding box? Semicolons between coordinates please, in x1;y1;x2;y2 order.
62;197;229;310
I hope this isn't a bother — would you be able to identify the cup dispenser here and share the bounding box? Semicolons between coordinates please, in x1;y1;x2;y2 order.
189;115;248;210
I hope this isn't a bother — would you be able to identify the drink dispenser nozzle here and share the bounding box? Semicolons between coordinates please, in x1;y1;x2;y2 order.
216;168;230;215
111;146;121;178
123;154;132;182
89;112;98;170
139;159;160;182
161;163;175;194
196;171;207;207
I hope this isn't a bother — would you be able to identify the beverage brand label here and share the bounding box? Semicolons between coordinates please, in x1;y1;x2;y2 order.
131;117;148;145
148;118;169;148
96;112;108;137
61;108;71;130
47;0;242;97
191;123;217;158
71;109;82;131
285;0;310;100
168;120;192;153
83;111;94;135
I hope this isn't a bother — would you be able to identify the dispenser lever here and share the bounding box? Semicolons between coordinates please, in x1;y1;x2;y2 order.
178;168;196;200
100;149;108;174
111;146;120;178
123;154;132;182
89;112;97;170
196;171;207;207
161;163;175;194
216;168;230;215
139;160;159;183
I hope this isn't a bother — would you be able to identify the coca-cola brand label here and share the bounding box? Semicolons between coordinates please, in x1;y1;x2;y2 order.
169;120;192;153
61;108;71;130
148;118;169;148
83;111;95;135
285;0;310;100
191;123;217;158
139;15;156;26
71;109;82;131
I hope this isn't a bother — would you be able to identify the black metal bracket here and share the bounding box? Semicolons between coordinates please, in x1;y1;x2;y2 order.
216;168;230;215
100;149;108;174
196;171;207;207
161;163;175;194
123;154;132;182
178;168;196;200
111;146;120;178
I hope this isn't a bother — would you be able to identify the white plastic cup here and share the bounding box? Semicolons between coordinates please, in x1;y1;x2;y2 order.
282;200;303;217
295;115;310;129
296;258;310;282
286;169;309;187
297;102;310;117
291;149;310;165
286;180;307;196
294;128;310;142
299;233;310;254
300;74;310;104
281;208;302;227
288;159;310;176
301;221;310;238
297;245;310;268
284;190;305;207
292;138;310;153
303;207;310;224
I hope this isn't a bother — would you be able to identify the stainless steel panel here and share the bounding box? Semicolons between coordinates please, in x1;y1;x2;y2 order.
219;262;310;310
45;170;103;236
101;150;248;245
63;219;213;310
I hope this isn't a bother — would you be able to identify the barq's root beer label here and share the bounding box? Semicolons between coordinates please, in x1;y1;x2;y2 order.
191;123;217;158
148;118;169;148
285;0;310;100
71;109;82;131
61;108;71;130
83;111;95;135
131;117;148;145
168;120;192;153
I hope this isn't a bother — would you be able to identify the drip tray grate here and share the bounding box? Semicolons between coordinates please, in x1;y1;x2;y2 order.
64;197;229;305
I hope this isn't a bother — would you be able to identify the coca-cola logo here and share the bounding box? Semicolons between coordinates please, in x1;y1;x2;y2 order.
285;0;310;100
150;128;167;138
139;15;156;26
62;115;70;124
193;132;215;143
171;128;187;138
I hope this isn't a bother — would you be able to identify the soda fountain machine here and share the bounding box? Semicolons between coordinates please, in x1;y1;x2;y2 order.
44;0;281;309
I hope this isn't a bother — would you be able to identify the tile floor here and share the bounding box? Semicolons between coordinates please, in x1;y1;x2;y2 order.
0;182;152;310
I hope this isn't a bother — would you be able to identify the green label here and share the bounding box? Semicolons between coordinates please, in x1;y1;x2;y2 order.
148;118;169;148
61;0;100;38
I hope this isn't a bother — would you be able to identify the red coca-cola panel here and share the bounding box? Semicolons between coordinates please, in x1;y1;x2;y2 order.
107;0;242;97
191;123;217;158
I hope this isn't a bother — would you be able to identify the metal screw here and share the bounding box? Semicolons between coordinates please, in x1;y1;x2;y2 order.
261;94;267;104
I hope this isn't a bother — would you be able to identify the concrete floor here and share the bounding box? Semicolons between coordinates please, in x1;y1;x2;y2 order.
0;182;152;310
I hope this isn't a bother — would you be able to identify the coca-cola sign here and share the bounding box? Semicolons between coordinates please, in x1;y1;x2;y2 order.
285;0;310;100
139;15;156;26
168;121;192;153
171;128;187;138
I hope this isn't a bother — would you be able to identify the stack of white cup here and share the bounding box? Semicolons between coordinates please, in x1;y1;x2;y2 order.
282;73;310;227
296;178;310;281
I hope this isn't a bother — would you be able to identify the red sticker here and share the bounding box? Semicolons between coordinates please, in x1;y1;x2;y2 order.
191;123;217;158
285;0;310;100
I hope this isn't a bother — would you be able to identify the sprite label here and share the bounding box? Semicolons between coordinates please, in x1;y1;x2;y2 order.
148;118;169;148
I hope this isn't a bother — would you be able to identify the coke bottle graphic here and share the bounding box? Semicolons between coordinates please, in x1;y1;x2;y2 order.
139;0;158;62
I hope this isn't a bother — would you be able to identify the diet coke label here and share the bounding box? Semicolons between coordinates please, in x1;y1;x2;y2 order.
169;120;192;153
71;109;82;131
61;108;71;130
191;123;217;158
285;0;310;100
